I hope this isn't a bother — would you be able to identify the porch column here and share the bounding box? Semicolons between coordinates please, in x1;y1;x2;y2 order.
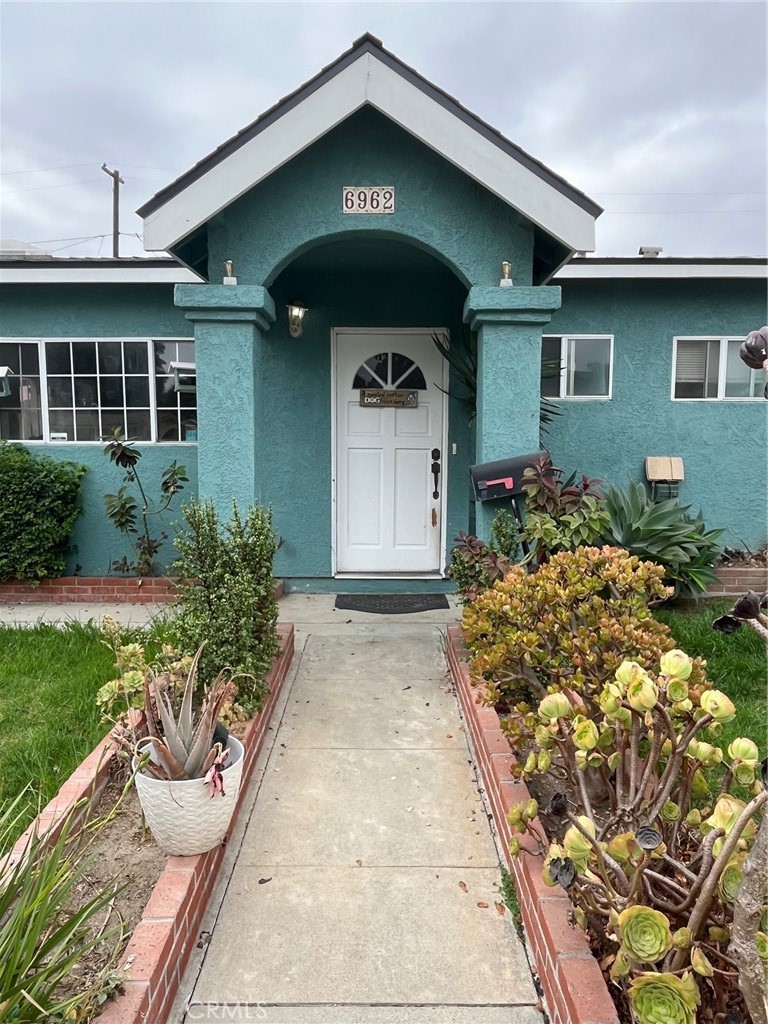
174;284;276;513
463;285;561;539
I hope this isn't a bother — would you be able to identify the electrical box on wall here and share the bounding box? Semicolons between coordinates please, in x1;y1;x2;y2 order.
645;456;684;501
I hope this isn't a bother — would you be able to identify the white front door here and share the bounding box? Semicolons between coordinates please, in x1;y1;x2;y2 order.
334;329;447;575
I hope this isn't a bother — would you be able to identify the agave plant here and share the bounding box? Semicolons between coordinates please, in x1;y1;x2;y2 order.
599;482;723;596
141;645;238;782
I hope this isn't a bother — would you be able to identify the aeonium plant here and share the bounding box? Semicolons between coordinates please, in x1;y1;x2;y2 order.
506;649;766;1024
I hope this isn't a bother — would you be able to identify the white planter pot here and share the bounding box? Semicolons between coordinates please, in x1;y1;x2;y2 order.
133;736;244;856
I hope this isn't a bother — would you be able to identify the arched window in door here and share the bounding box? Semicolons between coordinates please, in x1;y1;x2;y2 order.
352;352;427;390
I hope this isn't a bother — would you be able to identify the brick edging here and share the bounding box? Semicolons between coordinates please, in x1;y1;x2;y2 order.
706;566;768;596
0;577;286;603
8;625;295;1024
446;626;619;1024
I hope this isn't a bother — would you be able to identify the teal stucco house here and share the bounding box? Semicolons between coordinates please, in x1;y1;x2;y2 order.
1;36;766;590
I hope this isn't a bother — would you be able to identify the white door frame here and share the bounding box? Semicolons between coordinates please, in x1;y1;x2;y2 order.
331;327;450;579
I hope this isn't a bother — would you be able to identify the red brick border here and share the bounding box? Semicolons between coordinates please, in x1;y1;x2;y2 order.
707;566;768;596
0;577;285;603
447;626;619;1024
8;625;295;1024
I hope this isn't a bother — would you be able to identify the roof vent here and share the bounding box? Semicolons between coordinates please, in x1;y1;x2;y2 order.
638;246;663;258
0;239;52;259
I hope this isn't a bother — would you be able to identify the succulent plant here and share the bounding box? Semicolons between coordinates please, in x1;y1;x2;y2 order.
628;971;700;1024
141;645;238;783
618;906;673;963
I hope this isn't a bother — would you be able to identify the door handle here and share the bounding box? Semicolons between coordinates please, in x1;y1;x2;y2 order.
431;448;441;500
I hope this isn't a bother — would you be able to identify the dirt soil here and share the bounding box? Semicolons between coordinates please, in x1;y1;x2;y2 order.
58;768;167;1015
716;545;768;568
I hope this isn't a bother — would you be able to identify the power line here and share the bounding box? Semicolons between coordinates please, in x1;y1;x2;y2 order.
0;161;96;177
48;235;106;253
1;178;100;196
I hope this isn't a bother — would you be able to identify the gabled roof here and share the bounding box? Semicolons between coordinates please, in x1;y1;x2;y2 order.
138;34;601;255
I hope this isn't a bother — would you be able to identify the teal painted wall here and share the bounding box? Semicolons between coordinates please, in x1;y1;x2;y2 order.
0;283;198;573
264;258;472;579
545;278;767;548
206;106;534;289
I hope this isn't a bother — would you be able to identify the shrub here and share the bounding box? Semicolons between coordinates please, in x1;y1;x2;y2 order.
521;452;607;560
168;499;279;712
447;509;521;604
599;482;723;597
0;441;86;582
506;647;765;1024
462;546;682;726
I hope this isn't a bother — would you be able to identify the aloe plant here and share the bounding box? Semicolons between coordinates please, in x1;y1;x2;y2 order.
141;645;237;782
599;482;723;597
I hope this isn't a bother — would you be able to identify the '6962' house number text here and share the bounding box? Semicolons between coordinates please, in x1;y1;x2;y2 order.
342;186;395;214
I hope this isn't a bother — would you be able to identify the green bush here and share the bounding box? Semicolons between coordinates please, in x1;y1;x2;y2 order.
168;499;279;711
521;452;607;559
0;442;86;582
599;482;723;597
447;509;521;604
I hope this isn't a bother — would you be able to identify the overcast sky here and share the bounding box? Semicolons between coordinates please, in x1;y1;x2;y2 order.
1;1;765;260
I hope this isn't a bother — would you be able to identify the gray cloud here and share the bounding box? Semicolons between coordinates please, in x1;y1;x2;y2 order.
1;1;765;258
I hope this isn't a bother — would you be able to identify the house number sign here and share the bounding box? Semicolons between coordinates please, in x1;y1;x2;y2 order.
343;186;395;214
360;389;418;407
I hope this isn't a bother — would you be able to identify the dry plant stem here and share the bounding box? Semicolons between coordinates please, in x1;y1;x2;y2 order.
730;814;768;1024
631;724;665;813
648;713;713;821
628;715;641;804
661;852;697;884
616;729;626;805
643;869;689;901
565;811;630;897
745;617;768;642
670;790;768;971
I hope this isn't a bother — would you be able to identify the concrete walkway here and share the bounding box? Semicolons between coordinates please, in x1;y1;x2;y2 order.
174;596;541;1023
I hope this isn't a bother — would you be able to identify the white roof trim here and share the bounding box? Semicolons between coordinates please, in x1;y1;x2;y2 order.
142;52;597;254
555;262;767;280
0;265;202;284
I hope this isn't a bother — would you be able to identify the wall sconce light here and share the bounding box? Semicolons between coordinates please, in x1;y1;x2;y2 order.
0;366;14;399
287;302;308;338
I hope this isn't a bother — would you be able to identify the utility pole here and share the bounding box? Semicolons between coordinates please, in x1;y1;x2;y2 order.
101;164;124;257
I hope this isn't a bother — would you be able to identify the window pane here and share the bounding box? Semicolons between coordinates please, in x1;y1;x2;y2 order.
0;343;21;373
124;342;149;374
674;340;706;398
705;340;719;398
541;337;561;398
72;342;97;374
47;377;73;407
352;366;383;389
391;352;415;385
0;409;21;439
567;337;610;397
74;377;99;407
125;376;149;407
75;410;100;441
98;342;122;373
365;353;388;384
156;376;177;407
101;409;125;437
126;409;151;440
48;410;74;440
180;414;198;442
154;341;173;374
46;341;71;374
179;388;197;409
724;340;759;397
398;367;427;390
20;343;39;375
156;409;180;442
176;341;195;363
99;376;123;406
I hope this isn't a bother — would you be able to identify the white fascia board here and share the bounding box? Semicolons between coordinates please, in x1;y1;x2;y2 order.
142;60;369;251
555;263;768;280
0;265;202;284
142;53;596;254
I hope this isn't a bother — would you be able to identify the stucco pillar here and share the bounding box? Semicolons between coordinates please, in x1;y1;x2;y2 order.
174;284;276;513
463;285;561;539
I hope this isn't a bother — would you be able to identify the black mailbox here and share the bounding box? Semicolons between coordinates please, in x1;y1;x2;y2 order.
469;451;547;502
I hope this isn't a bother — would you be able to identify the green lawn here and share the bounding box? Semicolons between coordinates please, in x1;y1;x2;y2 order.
0;622;116;838
655;599;767;754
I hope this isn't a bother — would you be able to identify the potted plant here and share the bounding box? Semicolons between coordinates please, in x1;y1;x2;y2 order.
132;646;246;856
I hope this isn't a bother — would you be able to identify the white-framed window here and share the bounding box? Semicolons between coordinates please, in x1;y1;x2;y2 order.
672;336;763;400
541;334;613;399
0;337;197;443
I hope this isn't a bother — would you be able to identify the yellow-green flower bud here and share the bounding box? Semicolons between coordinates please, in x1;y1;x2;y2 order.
537;749;552;772
690;770;710;800
599;687;622;716
563;817;595;872
615;660;645;690
734;762;756;787
574;749;589;771
706;796;746;835
610;948;631;980
708;925;730;944
614;706;632;729
508;836;520;856
660;649;693;680
728;737;759;765
756;932;768;962
691;945;714;977
607;751;621;771
685;809;702;827
538;692;572;721
524;752;537;775
507;803;524;826
572;906;588;931
671;698;693;715
672;927;692;950
627;674;659;712
618;906;673;963
700;689;736;723
719;853;745;903
666;678;689;703
706;721;723;739
525;799;539;821
572;717;600;751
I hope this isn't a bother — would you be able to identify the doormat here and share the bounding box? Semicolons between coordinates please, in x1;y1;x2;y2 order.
334;593;450;614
